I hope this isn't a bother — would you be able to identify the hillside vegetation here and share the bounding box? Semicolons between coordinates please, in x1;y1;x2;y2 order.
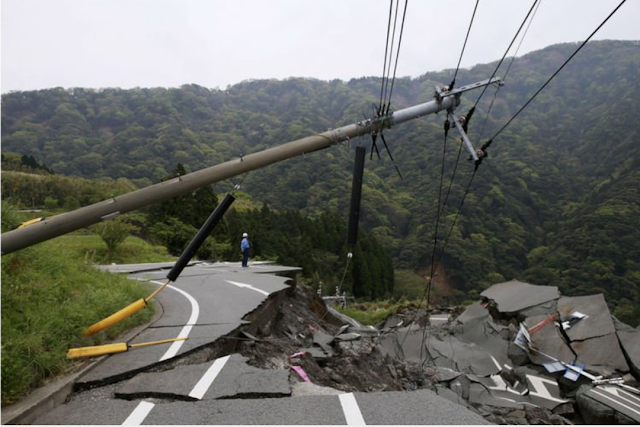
2;40;639;324
0;203;157;406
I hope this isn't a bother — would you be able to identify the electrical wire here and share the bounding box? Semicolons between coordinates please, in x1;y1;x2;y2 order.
381;0;400;114
435;166;478;269
450;0;480;90
487;0;627;142
385;0;409;115
476;0;543;141
473;0;540;110
378;0;395;115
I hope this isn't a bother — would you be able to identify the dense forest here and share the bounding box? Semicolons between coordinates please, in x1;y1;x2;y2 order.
2;40;639;325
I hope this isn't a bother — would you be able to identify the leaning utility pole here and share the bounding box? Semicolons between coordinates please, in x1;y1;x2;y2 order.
1;78;500;255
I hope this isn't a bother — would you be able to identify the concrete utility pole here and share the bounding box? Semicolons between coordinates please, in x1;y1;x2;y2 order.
1;78;500;255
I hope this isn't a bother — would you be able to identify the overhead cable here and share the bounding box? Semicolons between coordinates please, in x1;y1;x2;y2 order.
477;0;543;140
473;0;540;110
378;0;395;114
385;0;409;114
450;0;480;91
381;0;400;114
488;0;627;142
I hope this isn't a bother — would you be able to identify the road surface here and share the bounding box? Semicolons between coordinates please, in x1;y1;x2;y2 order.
32;261;489;425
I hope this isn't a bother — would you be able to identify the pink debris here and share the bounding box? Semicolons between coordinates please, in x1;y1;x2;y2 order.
291;365;311;382
289;351;309;359
308;324;320;333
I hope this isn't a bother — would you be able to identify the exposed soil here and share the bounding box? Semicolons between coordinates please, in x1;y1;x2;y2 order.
235;283;575;425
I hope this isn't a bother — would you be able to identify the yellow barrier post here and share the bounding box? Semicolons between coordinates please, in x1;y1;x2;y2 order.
82;278;171;337
67;337;187;359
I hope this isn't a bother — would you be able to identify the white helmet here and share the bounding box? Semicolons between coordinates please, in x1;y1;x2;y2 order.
243;233;248;237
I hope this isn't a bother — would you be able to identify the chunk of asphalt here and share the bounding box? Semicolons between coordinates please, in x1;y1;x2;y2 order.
115;353;290;401
616;329;640;379
335;333;362;342
481;280;560;314
312;331;335;356
557;294;615;341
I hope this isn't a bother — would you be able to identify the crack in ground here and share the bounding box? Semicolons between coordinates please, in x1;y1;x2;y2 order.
70;287;292;396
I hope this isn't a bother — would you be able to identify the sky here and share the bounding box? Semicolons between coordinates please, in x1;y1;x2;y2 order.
1;0;639;93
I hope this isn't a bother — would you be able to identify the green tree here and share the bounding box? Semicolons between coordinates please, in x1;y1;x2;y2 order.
96;217;137;260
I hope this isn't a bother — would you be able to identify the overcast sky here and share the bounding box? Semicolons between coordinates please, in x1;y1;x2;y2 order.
1;0;638;93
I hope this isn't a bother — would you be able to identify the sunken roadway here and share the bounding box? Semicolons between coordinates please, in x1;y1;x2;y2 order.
4;261;489;425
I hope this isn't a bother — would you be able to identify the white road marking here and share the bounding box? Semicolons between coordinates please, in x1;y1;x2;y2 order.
527;375;568;404
188;355;231;400
121;279;201;424
339;393;366;425
225;280;269;296
591;389;640;417
149;281;201;361
598;386;640;412
122;401;155;425
489;355;502;371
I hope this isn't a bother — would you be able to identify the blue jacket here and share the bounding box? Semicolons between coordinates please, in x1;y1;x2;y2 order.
241;237;250;251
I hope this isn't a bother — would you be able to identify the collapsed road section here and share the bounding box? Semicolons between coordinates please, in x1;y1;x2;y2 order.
24;261;488;425
380;280;640;424
15;266;639;425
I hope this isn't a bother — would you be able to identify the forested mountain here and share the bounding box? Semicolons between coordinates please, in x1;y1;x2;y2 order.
2;40;639;324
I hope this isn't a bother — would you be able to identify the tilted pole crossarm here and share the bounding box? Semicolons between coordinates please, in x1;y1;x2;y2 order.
1;77;501;255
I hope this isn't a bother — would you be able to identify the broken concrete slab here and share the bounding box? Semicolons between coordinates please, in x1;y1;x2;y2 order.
454;302;489;326
346;325;380;337
115;353;290;401
426;335;501;377
468;382;524;409
508;341;530;366
525;314;577;367
335;333;361;342
379;327;423;361
424;366;462;382
577;384;640;424
456;319;511;369
558;294;615;341
572;333;629;374
616;328;640;380
481;280;560;315
519;299;559;318
312;330;335;356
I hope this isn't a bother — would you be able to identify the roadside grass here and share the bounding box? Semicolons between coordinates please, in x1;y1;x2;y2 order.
56;234;176;264
337;299;414;326
1;204;160;406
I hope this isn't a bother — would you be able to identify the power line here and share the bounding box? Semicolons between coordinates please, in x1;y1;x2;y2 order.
450;0;480;91
473;0;540;110
476;0;543;141
488;0;627;142
382;0;401;114
385;0;409;114
378;0;395;115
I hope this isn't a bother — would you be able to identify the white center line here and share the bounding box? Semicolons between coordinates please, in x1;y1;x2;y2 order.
188;355;231;400
339;393;366;425
225;280;269;296
122;401;155;425
149;281;200;361
121;280;201;424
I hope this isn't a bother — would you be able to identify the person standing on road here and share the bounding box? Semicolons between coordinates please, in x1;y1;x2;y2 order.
241;232;250;267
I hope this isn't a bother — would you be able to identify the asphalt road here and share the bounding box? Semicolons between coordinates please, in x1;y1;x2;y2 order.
33;262;489;425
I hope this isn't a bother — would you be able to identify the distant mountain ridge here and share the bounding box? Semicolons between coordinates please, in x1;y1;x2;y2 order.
2;40;639;324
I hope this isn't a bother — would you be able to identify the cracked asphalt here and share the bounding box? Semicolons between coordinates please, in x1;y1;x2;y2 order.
30;262;489;425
